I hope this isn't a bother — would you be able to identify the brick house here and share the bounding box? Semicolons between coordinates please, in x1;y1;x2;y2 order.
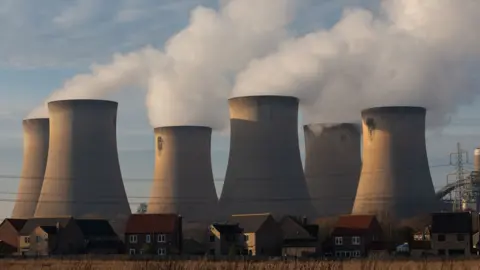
208;223;244;255
124;214;182;256
279;216;319;257
430;211;479;257
20;217;121;256
0;218;27;254
229;213;283;256
331;215;382;258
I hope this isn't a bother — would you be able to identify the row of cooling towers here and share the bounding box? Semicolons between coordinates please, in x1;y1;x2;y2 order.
10;96;438;227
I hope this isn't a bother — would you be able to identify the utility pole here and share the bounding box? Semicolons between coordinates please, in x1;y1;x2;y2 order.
447;143;470;211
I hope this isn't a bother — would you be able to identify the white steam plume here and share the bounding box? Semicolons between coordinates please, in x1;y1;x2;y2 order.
28;0;296;130
233;0;480;127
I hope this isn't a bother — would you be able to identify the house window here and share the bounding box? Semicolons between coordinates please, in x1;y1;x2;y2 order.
334;236;343;245
24;237;30;244
158;248;166;256
129;249;136;255
353;250;361;257
36;236;41;243
438;249;445;255
158;234;166;243
146;234;151;243
244;234;249;241
335;251;341;257
457;234;465;242
129;235;138;243
352;236;361;245
437;234;445;242
209;235;215;242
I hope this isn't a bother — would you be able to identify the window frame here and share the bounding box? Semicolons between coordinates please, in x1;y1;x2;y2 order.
158;234;166;243
146;234;151;243
352;236;361;245
158;248;166;256
334;236;343;245
129;235;138;243
457;234;465;242
437;234;446;242
129;249;136;255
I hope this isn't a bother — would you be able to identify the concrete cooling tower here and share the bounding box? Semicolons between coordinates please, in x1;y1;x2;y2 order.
219;95;316;219
147;126;218;224
11;118;49;218
352;106;437;222
474;148;480;172
34;100;131;223
304;123;361;217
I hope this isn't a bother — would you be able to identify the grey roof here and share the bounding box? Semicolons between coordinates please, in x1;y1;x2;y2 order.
279;216;315;240
228;214;271;233
39;226;59;235
212;223;243;234
431;212;474;234
20;217;73;235
75;219;117;237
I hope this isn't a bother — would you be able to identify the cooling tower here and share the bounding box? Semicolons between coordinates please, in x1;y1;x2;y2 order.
147;126;218;223
352;106;437;222
11;118;49;218
219;95;316;219
474;148;480;172
34;100;131;223
304;123;361;217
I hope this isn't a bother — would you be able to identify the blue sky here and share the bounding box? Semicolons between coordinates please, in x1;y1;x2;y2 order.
0;0;480;218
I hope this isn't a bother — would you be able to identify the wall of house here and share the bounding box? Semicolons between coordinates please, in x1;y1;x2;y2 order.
0;222;20;248
333;235;365;257
28;228;52;256
255;220;283;256
19;235;30;253
244;233;256;255
125;233;177;255
431;233;471;256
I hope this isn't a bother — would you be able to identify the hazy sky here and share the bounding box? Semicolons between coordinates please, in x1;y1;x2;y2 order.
0;0;479;218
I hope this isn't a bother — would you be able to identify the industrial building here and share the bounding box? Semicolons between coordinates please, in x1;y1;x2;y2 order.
219;95;316;219
352;106;437;222
147;126;218;224
11;118;49;219
34;100;131;227
304;123;361;217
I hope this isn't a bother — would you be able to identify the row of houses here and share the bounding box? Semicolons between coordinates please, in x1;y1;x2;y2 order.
0;211;478;258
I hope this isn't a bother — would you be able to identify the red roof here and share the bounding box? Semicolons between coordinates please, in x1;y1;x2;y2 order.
125;214;180;234
332;215;378;235
335;215;376;229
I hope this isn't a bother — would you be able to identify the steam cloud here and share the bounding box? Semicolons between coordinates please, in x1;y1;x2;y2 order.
233;0;480;127
29;0;480;130
28;0;295;129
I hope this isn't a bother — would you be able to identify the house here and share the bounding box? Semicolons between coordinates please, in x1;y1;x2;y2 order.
124;214;182;256
208;223;244;256
430;211;479;257
228;213;283;256
279;216;319;257
75;219;122;254
331;215;383;258
409;240;432;258
0;218;27;254
413;226;431;241
19;217;74;255
20;217;121;256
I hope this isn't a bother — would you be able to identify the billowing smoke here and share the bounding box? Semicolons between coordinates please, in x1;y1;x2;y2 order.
233;0;480;127
28;0;296;130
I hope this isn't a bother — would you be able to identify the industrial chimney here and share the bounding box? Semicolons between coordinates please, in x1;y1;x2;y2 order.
34;100;131;224
147;126;218;224
11;118;49;218
352;106;437;222
219;95;316;219
304;123;361;217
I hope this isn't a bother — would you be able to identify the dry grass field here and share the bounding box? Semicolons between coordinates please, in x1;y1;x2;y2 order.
1;259;480;270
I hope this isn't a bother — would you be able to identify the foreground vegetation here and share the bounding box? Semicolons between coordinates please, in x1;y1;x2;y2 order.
1;258;480;270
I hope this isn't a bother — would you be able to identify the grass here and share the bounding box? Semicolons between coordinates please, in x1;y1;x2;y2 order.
1;258;480;270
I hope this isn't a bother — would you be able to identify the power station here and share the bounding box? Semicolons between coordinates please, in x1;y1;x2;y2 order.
34;100;131;224
304;123;361;217
147;126;218;223
352;106;437;221
11;118;49;218
219;95;316;219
